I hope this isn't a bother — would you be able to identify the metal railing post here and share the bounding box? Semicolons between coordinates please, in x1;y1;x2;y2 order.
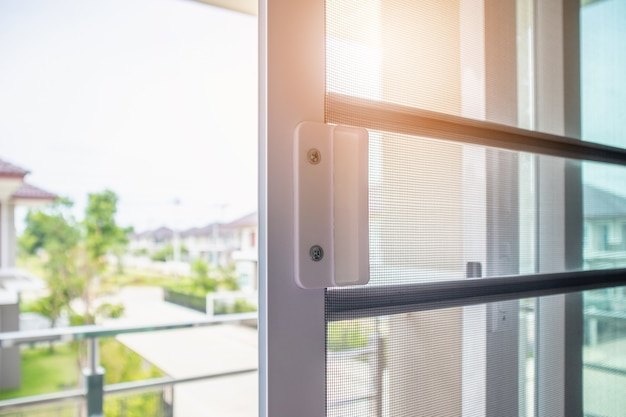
83;337;105;417
167;385;175;417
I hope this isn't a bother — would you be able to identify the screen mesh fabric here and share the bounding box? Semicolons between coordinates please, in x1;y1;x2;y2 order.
325;1;626;416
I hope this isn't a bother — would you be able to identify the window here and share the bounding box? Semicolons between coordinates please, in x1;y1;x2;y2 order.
261;1;626;416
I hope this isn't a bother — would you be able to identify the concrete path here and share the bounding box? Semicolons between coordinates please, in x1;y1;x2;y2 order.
102;287;258;417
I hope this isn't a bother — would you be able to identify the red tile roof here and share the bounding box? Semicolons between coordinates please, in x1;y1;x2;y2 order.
0;159;29;178
12;182;57;201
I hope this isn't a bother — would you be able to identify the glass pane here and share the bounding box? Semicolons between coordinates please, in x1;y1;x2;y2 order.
0;401;83;417
584;286;626;417
583;163;626;269
581;0;626;149
327;288;626;417
581;0;626;271
105;388;172;417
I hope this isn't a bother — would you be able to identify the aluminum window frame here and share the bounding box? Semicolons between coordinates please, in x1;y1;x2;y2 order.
259;0;327;416
260;1;626;416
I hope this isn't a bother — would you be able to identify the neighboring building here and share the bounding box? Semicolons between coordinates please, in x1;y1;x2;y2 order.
181;222;237;266
584;184;626;269
229;212;258;291
128;226;174;257
0;158;56;390
127;212;259;289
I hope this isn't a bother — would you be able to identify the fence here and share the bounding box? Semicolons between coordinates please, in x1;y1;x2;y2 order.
0;313;257;417
163;289;258;318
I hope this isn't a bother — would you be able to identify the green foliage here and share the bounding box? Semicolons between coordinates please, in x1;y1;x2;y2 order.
213;298;257;315
18;197;79;256
191;258;209;278
68;311;94;327
327;321;370;352
83;190;129;274
212;264;239;291
133;248;148;256
101;339;165;417
0;339;165;417
164;263;240;296
19;191;130;328
104;392;162;417
18;199;82;327
192;276;218;294
102;270;173;288
100;338;162;384
29;296;66;329
150;244;188;262
0;345;79;400
96;303;125;319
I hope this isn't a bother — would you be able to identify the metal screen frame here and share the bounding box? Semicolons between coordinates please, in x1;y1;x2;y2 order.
261;1;626;416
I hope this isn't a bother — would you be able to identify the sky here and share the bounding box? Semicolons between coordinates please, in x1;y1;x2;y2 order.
0;0;258;232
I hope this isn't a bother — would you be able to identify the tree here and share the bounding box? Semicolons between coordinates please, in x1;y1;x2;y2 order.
19;191;129;328
80;190;130;325
19;197;80;257
150;244;188;262
84;190;129;274
19;199;82;333
190;258;217;293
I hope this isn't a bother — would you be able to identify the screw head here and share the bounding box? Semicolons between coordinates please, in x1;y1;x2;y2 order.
309;245;324;262
307;148;321;165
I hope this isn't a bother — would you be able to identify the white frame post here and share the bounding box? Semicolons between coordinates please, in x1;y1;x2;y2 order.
534;0;583;416
259;0;327;416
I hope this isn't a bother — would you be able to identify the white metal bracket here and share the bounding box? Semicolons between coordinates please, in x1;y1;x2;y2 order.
294;121;369;289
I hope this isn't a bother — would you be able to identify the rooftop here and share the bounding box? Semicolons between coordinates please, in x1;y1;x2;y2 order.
0;158;29;179
132;212;258;239
584;185;626;218
12;182;57;201
226;212;257;228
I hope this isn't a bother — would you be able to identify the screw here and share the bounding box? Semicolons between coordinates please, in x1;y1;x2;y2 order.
309;245;324;262
307;148;321;165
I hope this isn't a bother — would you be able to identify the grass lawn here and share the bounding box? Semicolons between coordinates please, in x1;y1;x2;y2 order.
0;338;164;402
102;269;174;289
0;344;79;400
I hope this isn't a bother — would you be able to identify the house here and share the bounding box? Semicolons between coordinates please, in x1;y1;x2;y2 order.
228;212;258;291
0;158;56;390
128;226;174;257
180;222;236;266
126;212;259;289
584;184;626;269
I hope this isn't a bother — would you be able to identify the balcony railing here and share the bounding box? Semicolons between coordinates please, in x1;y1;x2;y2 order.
0;312;258;417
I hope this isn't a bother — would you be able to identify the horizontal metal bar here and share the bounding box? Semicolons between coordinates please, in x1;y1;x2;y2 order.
0;369;258;411
0;312;258;347
584;309;626;320
327;346;376;361
326;93;626;167
584;363;626;378
0;389;84;410
326;269;626;321
104;368;258;394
